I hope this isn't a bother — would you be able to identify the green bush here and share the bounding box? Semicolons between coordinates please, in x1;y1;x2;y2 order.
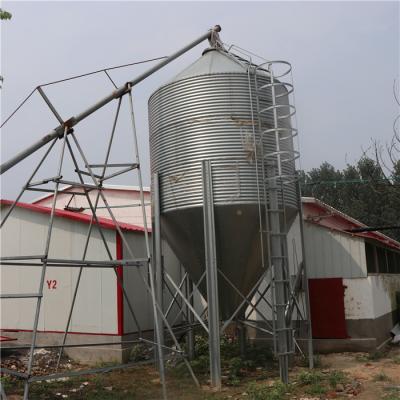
181;334;275;382
130;344;148;361
194;334;209;357
298;370;323;385
328;370;347;387
227;356;243;379
190;354;209;374
306;382;327;396
0;376;18;391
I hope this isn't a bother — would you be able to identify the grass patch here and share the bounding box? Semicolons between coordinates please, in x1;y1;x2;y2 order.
247;381;288;400
356;350;386;363
0;375;24;393
297;370;330;397
373;371;391;382
93;360;121;368
392;356;400;365
129;344;149;362
368;351;385;361
383;391;400;400
306;382;328;396
327;370;347;387
174;334;275;385
298;370;323;385
80;391;138;400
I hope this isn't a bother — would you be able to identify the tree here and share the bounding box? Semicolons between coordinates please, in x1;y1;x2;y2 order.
301;78;400;242
372;79;400;181
302;162;343;210
0;8;12;20
0;8;11;88
301;157;400;242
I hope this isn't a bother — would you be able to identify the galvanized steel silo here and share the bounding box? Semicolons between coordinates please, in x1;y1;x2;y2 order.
149;49;297;319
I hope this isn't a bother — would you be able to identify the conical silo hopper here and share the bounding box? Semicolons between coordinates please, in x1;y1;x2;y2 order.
149;49;297;320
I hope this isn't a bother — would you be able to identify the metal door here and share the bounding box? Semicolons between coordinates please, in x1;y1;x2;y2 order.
308;278;348;339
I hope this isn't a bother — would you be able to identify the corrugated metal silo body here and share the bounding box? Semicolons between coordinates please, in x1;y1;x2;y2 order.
149;49;297;319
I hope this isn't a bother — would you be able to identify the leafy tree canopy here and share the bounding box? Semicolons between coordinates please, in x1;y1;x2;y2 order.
0;8;11;88
0;8;12;20
301;157;400;241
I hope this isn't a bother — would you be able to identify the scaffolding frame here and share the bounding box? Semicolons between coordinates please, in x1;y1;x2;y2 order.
0;26;223;400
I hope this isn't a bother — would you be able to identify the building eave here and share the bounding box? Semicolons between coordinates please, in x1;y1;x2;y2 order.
301;197;400;251
0;199;148;233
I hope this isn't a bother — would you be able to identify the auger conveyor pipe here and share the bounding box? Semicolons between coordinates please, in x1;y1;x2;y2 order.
0;25;222;175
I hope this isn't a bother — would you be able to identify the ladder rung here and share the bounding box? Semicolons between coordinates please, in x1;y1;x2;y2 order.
87;163;139;168
273;279;290;283
0;293;42;299
255;90;271;95
260;231;288;237
277;351;295;356
274;327;292;332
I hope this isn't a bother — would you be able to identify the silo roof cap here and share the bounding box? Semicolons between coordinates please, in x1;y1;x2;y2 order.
169;49;250;82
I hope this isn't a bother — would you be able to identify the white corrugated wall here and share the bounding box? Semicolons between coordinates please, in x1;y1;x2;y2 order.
304;222;367;279
0;206;118;334
122;232;184;333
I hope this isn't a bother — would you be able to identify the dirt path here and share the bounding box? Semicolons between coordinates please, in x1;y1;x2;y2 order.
319;348;400;400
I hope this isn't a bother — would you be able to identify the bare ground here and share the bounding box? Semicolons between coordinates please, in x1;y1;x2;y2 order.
313;349;400;400
1;345;400;399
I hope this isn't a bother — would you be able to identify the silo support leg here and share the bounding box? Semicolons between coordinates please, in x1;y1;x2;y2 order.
186;277;196;360
202;160;222;390
238;321;247;358
0;380;7;400
295;174;314;369
152;173;165;360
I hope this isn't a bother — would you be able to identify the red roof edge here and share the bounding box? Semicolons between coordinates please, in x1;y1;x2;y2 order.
0;335;17;342
0;199;148;233
302;197;400;251
31;185;151;205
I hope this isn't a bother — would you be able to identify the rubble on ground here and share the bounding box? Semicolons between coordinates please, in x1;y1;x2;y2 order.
1;348;75;376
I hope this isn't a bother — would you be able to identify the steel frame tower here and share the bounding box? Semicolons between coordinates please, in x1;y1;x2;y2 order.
0;26;222;400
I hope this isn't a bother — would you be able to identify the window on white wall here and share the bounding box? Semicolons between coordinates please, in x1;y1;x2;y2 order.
365;241;400;275
365;242;377;273
377;247;388;273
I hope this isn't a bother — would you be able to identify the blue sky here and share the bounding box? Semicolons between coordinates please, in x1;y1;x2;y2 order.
1;1;399;199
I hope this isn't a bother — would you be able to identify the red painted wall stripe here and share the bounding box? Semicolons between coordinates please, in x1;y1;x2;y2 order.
0;328;121;336
0;328;153;337
116;232;124;336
